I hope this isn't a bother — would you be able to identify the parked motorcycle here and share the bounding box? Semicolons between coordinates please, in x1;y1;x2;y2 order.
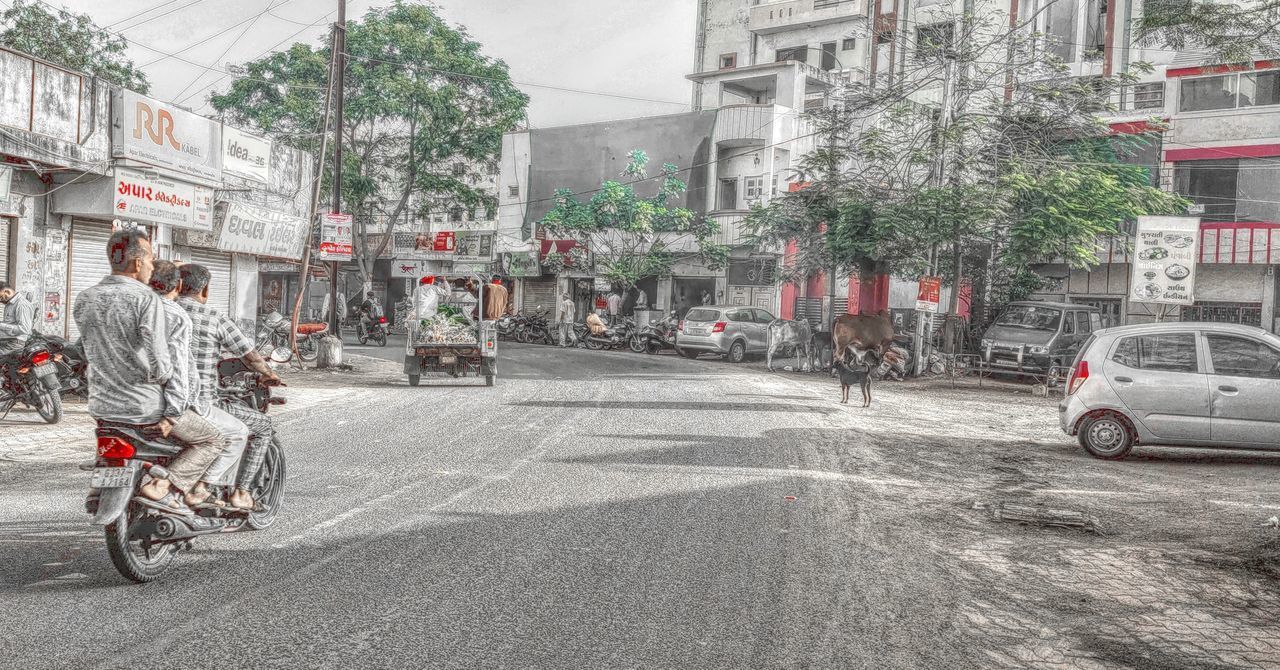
86;359;287;583
256;311;326;362
634;312;679;354
0;337;63;423
30;332;89;397
357;314;388;347
495;313;518;341
585;317;636;351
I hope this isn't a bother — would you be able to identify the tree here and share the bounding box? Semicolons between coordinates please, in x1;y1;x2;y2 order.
538;150;729;289
0;0;149;92
748;2;1187;341
1137;0;1280;64
210;0;528;284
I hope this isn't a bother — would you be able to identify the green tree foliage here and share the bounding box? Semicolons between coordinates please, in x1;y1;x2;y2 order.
210;0;528;280
0;0;149;92
1137;0;1280;64
538;150;728;288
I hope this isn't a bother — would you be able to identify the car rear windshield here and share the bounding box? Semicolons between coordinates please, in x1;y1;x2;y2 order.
996;305;1062;331
685;308;720;323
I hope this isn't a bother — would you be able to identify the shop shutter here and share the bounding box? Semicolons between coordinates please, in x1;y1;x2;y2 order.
523;278;558;315
67;220;114;339
182;247;233;317
0;217;10;283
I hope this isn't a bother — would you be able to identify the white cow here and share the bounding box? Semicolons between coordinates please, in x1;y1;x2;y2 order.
766;319;814;372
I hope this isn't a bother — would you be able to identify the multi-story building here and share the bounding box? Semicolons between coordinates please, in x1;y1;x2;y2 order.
0;45;315;338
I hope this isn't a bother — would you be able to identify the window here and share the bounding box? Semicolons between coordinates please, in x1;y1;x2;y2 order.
1063;313;1076;334
727;308;753;322
508;185;519;198
1207;335;1280;378
753;308;776;324
1180;74;1238;112
686;308;719;323
1111;333;1199;372
776;46;808;63
842;38;857;51
1181;301;1264;327
720;53;737;70
450;207;463;223
1075;311;1092;334
744;175;765;203
915;22;954;59
1175;159;1238;222
718;178;739;210
452;164;467;177
1240;70;1280;107
820;42;837;70
1129;82;1165;110
995;305;1062;331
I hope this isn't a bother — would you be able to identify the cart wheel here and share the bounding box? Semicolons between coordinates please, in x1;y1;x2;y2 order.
485;375;495;386
408;375;421;387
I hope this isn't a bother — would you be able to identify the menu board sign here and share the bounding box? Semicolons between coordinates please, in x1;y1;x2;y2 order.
1130;216;1200;305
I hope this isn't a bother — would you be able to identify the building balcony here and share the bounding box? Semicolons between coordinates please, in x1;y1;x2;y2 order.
709;211;755;247
749;0;868;36
713;104;800;147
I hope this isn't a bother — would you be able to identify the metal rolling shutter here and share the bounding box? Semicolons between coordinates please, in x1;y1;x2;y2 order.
0;217;10;282
523;278;557;314
67;220;114;339
182;247;233;316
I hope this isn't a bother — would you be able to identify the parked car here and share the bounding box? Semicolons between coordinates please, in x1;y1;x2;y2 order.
1060;322;1280;459
981;301;1102;374
676;305;777;363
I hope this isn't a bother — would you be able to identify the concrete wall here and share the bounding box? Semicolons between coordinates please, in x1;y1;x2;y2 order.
0;48;110;171
524;111;718;226
496;131;532;250
698;0;756;74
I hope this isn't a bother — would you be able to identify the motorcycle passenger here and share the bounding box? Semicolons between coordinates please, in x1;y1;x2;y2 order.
149;261;250;510
179;264;281;513
358;291;382;339
73;230;232;514
0;281;35;385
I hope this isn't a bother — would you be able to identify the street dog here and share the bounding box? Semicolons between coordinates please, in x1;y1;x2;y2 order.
837;350;879;407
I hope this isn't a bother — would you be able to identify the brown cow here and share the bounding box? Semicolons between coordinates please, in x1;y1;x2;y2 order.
831;312;895;369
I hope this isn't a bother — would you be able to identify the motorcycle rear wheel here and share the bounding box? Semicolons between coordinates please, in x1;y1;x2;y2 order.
105;502;176;583
375;331;387;347
628;335;646;354
297;337;319;362
247;435;286;531
35;388;61;424
586;337;604;351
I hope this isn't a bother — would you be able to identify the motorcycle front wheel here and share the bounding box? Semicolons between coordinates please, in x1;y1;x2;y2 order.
247;435;287;531
297;337;319;362
586;337;604;351
105;501;177;583
628;335;646;354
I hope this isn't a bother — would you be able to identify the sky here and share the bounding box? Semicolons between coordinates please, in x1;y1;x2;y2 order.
37;0;698;128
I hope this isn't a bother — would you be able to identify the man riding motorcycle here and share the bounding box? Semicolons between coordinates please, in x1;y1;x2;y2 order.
357;291;383;340
179;263;281;512
0;280;35;383
72;230;234;514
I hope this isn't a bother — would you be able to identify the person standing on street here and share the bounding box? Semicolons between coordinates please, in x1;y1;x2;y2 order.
556;293;576;347
149;260;249;509
179;264;281;512
606;290;622;325
483;276;508;320
73;230;231;514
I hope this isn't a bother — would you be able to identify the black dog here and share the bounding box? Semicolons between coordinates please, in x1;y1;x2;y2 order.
837;351;879;407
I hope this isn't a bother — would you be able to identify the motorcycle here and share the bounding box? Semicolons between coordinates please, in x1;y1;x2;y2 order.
518;309;553;345
0;338;63;423
30;332;89;397
495;313;518;341
256;311;327;362
85;359;287;583
356;313;388;347
584;317;636;351
634;312;679;354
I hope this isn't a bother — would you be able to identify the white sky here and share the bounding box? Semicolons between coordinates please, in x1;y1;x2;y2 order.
38;0;698;128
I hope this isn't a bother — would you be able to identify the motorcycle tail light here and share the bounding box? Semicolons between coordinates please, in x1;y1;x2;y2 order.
711;321;727;333
1067;360;1089;395
379;317;387;323
29;351;50;366
97;436;136;459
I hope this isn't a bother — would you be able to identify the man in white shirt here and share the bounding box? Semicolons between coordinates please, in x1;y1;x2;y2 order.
556;293;577;348
606;291;622;325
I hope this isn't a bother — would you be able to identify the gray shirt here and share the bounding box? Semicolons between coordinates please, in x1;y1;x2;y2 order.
0;292;34;353
557;298;575;324
159;297;198;418
73;275;173;425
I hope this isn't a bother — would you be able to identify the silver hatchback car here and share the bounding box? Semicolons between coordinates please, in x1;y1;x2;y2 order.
676;305;776;363
1061;322;1280;459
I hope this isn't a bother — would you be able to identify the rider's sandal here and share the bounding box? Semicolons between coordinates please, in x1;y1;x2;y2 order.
228;501;266;514
133;491;194;516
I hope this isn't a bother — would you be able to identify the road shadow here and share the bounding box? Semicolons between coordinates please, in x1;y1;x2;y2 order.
508;400;838;415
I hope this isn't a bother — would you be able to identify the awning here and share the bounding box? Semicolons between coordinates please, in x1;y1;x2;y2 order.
1200;222;1280;264
540;239;582;260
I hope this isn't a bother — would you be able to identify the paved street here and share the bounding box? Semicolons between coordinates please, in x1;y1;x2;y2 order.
2;344;1280;669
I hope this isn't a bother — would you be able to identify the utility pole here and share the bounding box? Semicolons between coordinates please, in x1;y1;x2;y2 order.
914;58;956;377
327;0;347;336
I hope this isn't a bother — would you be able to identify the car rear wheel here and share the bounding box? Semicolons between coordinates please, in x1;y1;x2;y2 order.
1078;412;1134;460
679;348;699;359
726;341;746;364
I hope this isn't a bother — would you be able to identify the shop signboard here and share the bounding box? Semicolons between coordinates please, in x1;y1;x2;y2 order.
113;89;222;181
1130;216;1200;305
391;258;442;278
317;213;353;261
222;125;272;183
504;251;541;277
432;231;456;252
216;201;308;260
113;166;213;231
916;276;941;312
259;261;301;274
455;231;493;262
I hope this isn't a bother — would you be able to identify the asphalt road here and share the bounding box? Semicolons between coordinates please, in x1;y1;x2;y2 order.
3;342;1279;669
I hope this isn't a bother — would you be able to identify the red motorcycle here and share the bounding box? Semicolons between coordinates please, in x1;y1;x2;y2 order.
0;339;63;423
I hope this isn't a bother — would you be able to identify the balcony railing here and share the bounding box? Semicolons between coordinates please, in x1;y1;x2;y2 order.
749;0;867;36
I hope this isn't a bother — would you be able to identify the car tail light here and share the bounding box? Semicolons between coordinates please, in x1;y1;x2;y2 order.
711;321;727;333
1067;360;1089;395
29;350;50;366
97;436;136;459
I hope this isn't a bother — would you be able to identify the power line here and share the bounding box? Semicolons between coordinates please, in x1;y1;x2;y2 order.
114;0;205;32
169;0;293;103
106;0;184;29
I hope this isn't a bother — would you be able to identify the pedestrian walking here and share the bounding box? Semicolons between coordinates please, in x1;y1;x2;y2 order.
556;293;577;347
607;290;622;325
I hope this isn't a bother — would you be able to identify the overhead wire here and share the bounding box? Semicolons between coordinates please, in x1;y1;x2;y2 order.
169;0;294;103
113;0;205;32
